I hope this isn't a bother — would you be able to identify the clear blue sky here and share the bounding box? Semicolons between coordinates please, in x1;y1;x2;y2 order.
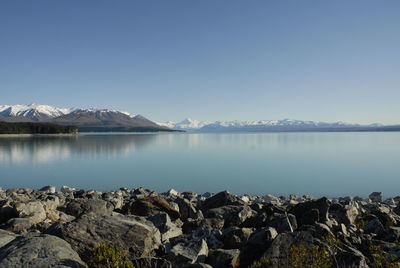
1;1;399;124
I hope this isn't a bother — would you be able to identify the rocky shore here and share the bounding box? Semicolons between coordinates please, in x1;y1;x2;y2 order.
1;187;400;268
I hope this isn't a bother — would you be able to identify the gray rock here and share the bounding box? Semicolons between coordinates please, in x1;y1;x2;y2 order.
369;192;382;203
42;195;61;221
164;189;180;197
268;213;297;233
203;217;225;230
0;200;17;224
176;197;198;220
5;201;47;232
0;229;19;248
300;208;319;225
263;194;281;205
191;228;223;249
204;205;255;227
0;233;87;268
63;198;114;218
221;227;253;249
122;196;180;220
262;231;314;268
60;185;76;193
39;186;56;194
240;227;277;267
240;211;268;229
201;191;244;211
206;249;240;268
362;218;385;236
385;226;400;242
148;213;182;242
169;239;209;265
47;212;161;261
394;203;400;216
289;197;330;226
329;202;360;225
336;245;369;268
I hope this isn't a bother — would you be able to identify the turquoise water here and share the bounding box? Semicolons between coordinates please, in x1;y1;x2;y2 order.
1;132;399;197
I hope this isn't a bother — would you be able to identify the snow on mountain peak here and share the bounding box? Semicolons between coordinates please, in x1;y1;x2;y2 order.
157;118;210;129
0;104;71;119
0;104;136;120
157;118;366;131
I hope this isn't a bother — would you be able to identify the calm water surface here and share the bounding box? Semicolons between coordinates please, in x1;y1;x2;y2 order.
1;132;399;197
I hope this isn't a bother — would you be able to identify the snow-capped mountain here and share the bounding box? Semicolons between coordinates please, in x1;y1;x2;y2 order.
157;118;210;130
157;118;383;132
52;108;160;128
0;104;72;121
0;104;170;132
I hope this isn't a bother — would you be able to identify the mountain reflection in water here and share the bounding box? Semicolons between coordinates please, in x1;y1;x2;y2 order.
0;134;156;163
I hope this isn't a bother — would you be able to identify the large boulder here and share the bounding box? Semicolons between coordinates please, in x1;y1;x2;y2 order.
47;212;161;261
190;228;223;249
148;213;182;242
362;218;386;237
221;227;253;249
289;197;330;226
329;202;359;225
206;249;240;268
0;200;18;224
240;227;278;267
369;192;382;203
175;197;199;220
268;213;297;233
203;205;255;227
262;231;315;268
168;239;209;266
39;186;56;194
0;233;87;268
122;196;180;220
63;198;114;218
201;191;244;211
5;201;47;232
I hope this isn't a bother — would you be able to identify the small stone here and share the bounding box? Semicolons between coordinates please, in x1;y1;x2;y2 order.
165;189;179;197
39;186;56;193
60;185;76;193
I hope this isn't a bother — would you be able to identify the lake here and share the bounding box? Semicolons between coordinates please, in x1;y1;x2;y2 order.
1;132;399;197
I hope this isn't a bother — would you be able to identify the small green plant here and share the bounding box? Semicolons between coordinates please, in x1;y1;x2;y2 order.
369;245;400;268
248;257;273;268
289;245;333;268
87;243;135;268
354;215;368;228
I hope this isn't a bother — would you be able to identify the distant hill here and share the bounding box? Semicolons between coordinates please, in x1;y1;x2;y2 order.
0;104;174;132
0;122;77;134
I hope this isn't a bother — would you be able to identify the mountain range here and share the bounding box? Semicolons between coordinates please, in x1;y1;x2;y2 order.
1;104;399;132
157;118;400;132
0;104;170;132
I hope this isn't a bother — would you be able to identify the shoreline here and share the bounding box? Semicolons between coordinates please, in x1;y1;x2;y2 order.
1;186;399;267
0;133;80;138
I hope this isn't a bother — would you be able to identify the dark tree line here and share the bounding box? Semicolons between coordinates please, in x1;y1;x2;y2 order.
0;122;78;134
